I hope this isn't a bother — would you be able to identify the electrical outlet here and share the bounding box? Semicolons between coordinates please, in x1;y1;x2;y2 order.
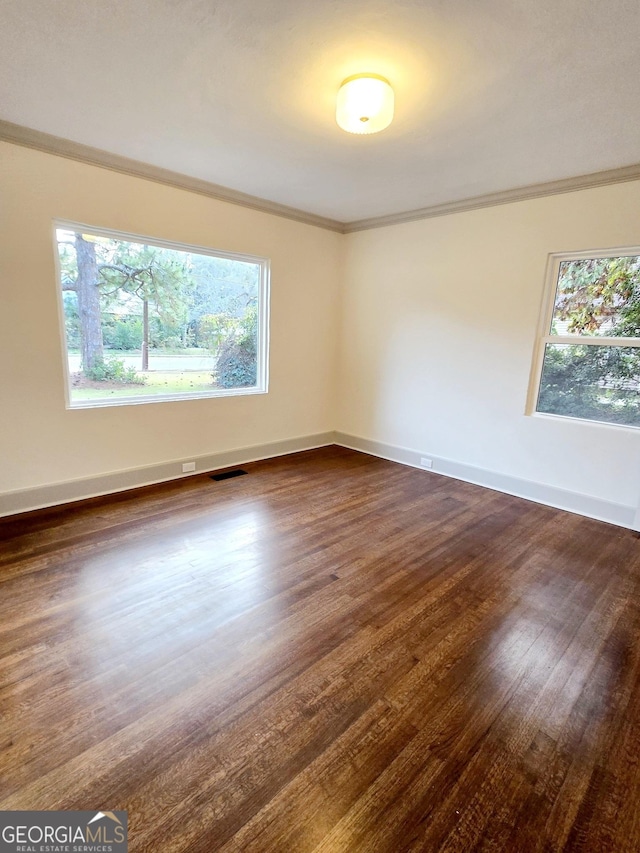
182;461;196;473
420;457;433;469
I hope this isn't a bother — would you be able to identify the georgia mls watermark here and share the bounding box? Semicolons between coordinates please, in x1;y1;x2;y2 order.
0;811;127;853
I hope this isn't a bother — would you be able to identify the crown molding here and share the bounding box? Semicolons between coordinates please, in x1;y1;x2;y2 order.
3;119;640;235
343;163;640;232
0;119;344;233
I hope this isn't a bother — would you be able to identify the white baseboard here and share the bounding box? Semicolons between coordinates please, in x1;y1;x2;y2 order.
334;432;637;531
2;430;635;530
0;432;336;517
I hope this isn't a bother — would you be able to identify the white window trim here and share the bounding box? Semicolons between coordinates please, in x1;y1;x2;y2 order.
52;219;270;409
526;245;640;430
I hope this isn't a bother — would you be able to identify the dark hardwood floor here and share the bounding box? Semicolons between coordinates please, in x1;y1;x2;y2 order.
1;446;640;852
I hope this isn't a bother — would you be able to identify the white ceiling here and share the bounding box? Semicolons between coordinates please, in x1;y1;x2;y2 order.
1;0;639;224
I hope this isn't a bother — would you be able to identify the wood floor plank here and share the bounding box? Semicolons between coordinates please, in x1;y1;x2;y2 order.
1;446;639;852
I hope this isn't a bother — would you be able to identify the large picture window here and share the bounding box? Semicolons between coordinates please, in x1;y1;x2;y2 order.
54;223;269;408
530;249;640;428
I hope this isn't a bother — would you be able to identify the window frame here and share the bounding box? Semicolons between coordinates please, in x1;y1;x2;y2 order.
527;245;640;430
52;219;270;409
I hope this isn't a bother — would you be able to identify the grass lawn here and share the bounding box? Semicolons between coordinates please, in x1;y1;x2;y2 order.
71;371;216;402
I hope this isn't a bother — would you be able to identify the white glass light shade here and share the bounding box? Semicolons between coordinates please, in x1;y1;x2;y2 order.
336;74;394;135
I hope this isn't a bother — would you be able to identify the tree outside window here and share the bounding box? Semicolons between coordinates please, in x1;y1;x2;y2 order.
533;251;640;428
55;225;268;407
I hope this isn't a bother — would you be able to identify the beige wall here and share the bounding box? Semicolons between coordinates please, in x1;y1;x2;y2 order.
0;143;342;496
338;181;640;513
2;141;639;522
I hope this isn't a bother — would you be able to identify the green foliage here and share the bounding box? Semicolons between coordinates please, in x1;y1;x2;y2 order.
147;316;185;350
538;346;604;416
97;241;193;326
84;357;144;384
540;256;640;426
58;229;263;403
62;292;81;349
59;233;193;371
156;334;183;350
102;316;143;351
214;306;258;388
555;256;640;335
188;254;259;324
538;345;640;426
198;314;239;350
613;284;640;339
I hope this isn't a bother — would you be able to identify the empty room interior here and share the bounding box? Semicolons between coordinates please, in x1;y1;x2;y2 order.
2;1;640;851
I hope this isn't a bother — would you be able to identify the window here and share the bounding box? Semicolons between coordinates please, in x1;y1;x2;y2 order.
530;249;640;428
54;223;269;408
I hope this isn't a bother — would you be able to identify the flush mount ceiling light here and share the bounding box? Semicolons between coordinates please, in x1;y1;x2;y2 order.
336;73;394;135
